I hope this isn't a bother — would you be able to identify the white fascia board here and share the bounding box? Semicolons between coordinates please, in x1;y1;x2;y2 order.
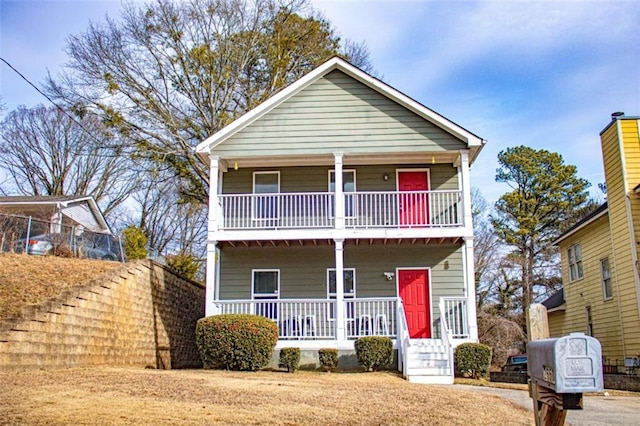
65;196;111;234
552;208;608;246
195;57;485;164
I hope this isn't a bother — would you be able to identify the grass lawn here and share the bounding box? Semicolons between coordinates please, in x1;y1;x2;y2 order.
0;367;533;425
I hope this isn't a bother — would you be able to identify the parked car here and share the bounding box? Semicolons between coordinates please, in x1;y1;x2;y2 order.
13;233;119;260
502;354;528;373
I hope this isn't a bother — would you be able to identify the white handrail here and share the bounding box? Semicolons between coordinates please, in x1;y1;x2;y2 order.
439;298;455;380
396;298;410;376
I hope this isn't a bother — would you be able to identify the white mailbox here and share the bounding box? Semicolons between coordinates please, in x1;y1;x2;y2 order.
527;332;603;393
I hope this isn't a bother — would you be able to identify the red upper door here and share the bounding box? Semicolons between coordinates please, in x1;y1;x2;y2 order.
398;269;431;338
398;171;429;226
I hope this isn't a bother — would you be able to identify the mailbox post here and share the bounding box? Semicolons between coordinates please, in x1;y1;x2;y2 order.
526;305;604;426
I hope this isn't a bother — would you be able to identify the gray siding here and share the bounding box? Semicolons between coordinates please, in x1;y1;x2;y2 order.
219;244;464;319
212;70;466;158
222;164;458;194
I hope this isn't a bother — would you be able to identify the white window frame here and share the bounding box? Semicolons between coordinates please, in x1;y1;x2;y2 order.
328;169;356;218
251;269;280;321
568;243;583;282
252;171;280;221
601;258;613;300
326;268;356;320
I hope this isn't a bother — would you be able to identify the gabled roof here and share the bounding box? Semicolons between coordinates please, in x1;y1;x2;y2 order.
0;195;111;234
196;56;485;164
553;202;608;246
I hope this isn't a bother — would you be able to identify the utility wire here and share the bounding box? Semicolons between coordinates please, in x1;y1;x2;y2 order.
0;56;182;160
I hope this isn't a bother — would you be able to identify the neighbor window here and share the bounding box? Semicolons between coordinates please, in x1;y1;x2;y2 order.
329;170;356;217
568;244;583;281
327;268;356;319
585;306;593;336
253;172;279;220
601;258;613;300
252;269;279;320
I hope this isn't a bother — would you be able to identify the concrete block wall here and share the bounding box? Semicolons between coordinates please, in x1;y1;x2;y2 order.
0;260;204;370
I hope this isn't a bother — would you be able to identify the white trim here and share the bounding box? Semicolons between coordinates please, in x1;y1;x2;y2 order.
251;269;280;299
395;267;433;338
195;57;484;160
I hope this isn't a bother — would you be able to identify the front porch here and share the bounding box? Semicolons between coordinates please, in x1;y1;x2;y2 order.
212;296;470;345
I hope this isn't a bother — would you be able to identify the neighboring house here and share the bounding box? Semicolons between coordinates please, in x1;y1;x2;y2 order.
551;113;640;369
0;195;111;234
542;287;566;338
195;57;485;383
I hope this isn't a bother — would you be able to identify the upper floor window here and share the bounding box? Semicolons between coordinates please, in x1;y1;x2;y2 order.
601;258;613;300
253;172;279;220
329;170;356;217
568;243;583;281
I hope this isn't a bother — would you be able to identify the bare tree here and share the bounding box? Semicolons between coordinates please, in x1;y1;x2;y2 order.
0;105;137;216
47;0;373;204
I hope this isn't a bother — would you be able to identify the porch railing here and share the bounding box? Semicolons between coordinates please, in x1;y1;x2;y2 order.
217;190;462;230
441;297;470;339
438;298;455;380
213;297;398;340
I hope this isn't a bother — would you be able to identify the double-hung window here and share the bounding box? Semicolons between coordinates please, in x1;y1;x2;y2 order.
253;172;279;222
601;258;612;300
252;269;279;320
327;268;356;320
329;170;356;217
568;243;583;281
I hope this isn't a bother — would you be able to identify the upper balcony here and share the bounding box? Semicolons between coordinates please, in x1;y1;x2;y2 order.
218;190;462;230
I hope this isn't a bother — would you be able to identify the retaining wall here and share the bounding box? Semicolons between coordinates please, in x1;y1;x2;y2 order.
0;260;204;370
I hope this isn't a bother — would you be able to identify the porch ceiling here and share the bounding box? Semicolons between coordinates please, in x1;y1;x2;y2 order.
218;237;463;248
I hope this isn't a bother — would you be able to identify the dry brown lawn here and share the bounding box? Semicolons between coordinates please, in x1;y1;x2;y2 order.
0;253;121;320
0;367;532;425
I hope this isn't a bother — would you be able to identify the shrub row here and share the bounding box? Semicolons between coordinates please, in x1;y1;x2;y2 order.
197;315;396;372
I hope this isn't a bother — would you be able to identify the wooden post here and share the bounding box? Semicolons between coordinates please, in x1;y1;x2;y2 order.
527;304;569;426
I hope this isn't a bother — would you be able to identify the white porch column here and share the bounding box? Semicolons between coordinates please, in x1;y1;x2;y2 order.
334;238;346;341
458;150;473;231
334;152;345;230
205;155;220;317
463;237;479;340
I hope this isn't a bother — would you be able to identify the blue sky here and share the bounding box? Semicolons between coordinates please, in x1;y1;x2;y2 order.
1;0;638;204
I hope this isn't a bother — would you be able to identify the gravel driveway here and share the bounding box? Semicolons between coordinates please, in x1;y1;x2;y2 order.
455;384;640;426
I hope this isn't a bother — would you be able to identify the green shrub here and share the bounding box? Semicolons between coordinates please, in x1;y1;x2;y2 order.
196;314;278;371
166;253;200;281
318;348;339;372
454;342;492;379
278;347;301;373
121;226;147;260
354;336;393;371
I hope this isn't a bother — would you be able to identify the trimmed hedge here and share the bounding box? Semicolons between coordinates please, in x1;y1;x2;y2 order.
196;314;278;371
318;348;339;372
354;336;393;371
454;342;492;379
278;347;301;373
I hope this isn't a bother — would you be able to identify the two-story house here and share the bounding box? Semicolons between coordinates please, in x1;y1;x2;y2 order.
195;57;484;383
551;113;640;371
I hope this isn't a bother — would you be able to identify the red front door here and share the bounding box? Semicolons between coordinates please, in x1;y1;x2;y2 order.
398;269;431;338
398;171;429;226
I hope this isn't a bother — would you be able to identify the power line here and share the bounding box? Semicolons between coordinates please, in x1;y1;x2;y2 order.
0;56;183;160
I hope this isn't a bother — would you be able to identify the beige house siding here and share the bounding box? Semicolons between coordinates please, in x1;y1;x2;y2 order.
212;70;467;158
601;119;640;357
547;311;566;337
218;243;464;319
222;164;458;194
558;214;624;360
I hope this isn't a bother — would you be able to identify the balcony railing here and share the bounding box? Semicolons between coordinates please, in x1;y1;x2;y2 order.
440;297;469;339
217;190;462;230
